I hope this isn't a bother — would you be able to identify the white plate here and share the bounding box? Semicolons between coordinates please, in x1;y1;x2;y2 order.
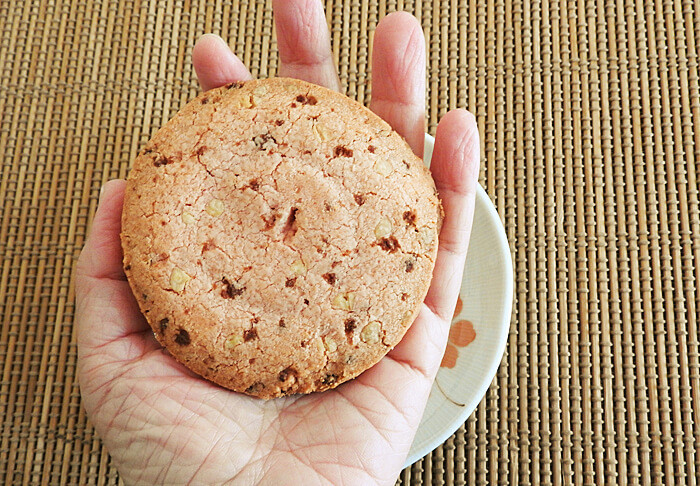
405;135;513;467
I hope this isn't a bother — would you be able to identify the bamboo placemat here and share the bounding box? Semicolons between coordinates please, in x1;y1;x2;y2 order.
1;0;699;484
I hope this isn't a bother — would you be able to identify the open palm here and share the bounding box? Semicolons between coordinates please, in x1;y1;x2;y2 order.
76;2;480;484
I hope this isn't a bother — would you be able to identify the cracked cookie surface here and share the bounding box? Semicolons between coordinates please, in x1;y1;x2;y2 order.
121;78;442;399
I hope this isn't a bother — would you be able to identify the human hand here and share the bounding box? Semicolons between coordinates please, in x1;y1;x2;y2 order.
76;1;480;484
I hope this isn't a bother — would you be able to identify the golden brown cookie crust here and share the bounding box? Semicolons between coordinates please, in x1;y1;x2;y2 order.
121;78;441;399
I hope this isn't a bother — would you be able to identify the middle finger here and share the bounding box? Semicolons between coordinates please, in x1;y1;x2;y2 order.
273;0;341;91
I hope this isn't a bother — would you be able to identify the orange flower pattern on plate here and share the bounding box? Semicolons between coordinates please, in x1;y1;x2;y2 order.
440;296;476;368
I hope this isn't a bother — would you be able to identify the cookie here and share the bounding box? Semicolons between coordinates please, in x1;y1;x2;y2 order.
121;78;442;399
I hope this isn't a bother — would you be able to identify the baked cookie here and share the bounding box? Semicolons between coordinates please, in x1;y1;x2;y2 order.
121;78;442;399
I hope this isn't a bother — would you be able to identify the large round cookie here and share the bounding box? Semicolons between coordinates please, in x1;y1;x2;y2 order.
121;78;442;399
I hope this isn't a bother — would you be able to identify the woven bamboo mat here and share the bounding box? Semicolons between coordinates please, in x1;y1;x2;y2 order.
1;0;699;484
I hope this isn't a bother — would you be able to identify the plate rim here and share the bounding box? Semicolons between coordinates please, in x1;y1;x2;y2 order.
404;134;514;467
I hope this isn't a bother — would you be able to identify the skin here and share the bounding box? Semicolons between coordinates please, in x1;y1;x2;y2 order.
75;2;480;485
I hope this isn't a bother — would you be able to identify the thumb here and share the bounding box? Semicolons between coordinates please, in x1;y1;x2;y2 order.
75;179;153;357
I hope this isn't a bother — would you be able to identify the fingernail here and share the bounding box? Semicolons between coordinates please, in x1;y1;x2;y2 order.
99;185;105;201
201;33;228;48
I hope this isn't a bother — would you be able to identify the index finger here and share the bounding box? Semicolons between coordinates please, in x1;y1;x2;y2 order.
193;34;252;91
